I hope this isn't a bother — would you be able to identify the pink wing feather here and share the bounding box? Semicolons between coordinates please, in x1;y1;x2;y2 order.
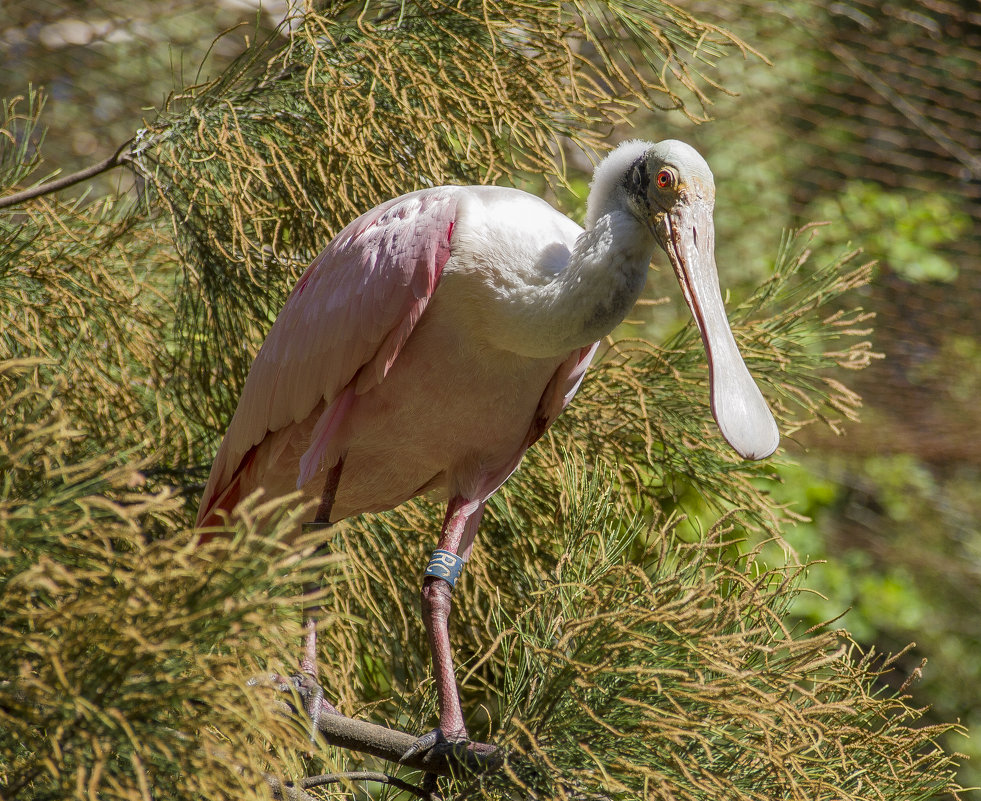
196;188;459;527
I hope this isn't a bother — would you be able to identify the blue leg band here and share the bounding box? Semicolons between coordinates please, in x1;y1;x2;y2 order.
424;549;465;588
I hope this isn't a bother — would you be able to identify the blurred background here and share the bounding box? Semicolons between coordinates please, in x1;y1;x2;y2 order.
3;0;978;788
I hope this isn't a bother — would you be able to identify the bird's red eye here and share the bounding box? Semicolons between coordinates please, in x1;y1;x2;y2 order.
656;169;675;189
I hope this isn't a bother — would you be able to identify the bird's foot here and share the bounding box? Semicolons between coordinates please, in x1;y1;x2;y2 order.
255;670;340;739
400;726;473;763
292;670;340;731
294;615;337;740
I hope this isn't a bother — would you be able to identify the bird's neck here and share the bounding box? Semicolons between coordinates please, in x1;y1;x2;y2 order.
488;211;656;358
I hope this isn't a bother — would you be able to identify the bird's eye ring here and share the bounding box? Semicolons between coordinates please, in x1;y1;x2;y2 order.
656;169;675;189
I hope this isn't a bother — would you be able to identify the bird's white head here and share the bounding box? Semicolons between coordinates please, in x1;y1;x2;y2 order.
586;139;714;230
589;139;779;461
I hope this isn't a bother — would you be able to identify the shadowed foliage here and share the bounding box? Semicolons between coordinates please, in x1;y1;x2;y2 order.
0;360;340;799
0;1;967;798
131;0;759;430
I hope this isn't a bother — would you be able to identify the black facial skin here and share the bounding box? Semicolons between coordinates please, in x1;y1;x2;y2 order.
627;156;649;200
624;152;681;236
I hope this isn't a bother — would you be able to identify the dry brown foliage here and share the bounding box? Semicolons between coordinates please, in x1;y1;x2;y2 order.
0;2;966;799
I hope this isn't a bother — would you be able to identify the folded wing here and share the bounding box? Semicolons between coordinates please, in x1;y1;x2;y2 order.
196;188;460;527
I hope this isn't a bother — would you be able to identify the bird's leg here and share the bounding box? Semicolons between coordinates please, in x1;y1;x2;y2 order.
296;548;338;738
402;496;485;762
290;459;344;738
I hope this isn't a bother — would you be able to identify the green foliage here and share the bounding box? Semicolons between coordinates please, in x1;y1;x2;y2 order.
0;1;277;196
805;182;968;283
556;225;877;549
0;360;345;800
130;0;758;431
308;456;963;800
0;1;970;798
754;449;981;774
620;2;981;785
0;92;193;470
0;91;45;188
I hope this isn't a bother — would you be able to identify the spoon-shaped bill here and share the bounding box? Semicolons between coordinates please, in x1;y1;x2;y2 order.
662;201;779;460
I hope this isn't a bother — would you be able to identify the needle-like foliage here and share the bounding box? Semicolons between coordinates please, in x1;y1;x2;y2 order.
132;0;759;429
300;446;962;800
0;360;344;799
0;1;965;799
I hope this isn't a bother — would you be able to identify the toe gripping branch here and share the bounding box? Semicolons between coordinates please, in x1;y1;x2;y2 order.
424;549;465;587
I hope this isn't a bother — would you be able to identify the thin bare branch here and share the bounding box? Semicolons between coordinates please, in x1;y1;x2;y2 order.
0;139;134;210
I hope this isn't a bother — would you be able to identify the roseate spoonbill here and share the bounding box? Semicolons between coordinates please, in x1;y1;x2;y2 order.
196;139;779;756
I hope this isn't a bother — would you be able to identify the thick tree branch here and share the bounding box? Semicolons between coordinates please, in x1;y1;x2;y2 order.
260;674;502;778
304;706;501;778
0;139;133;210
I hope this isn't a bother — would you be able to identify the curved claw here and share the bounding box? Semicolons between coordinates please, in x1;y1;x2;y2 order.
254;671;339;736
400;727;469;763
401;728;443;762
287;672;339;742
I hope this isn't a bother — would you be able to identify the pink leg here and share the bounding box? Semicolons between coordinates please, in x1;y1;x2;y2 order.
404;496;485;759
296;460;344;733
